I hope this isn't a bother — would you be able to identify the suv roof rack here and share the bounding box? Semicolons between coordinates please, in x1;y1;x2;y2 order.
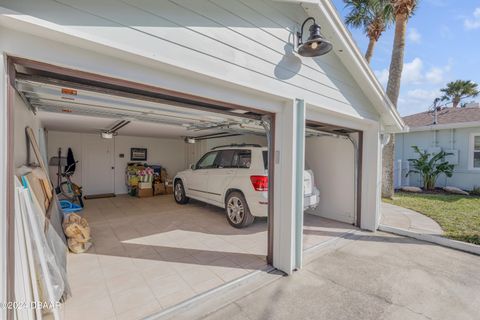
211;143;262;150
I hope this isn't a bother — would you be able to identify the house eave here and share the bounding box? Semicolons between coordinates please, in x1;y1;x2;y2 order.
402;121;480;133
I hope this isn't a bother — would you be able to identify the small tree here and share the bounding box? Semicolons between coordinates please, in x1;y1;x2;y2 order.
343;0;394;63
406;146;454;190
440;80;479;108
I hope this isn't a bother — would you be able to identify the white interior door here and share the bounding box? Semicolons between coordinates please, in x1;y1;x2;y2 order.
82;134;115;196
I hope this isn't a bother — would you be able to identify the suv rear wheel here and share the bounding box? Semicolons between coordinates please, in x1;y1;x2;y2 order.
225;192;254;228
174;180;189;204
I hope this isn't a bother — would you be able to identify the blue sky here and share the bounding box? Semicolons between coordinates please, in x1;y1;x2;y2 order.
332;0;480;116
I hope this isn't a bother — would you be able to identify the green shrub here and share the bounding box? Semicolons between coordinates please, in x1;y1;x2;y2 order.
406;146;454;190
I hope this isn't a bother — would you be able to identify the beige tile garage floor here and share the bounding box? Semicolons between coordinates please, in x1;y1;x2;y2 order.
60;195;355;320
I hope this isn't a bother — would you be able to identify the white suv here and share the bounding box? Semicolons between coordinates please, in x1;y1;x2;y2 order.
173;145;319;228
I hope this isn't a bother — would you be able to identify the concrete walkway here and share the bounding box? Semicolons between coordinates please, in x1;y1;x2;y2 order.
201;231;480;320
381;202;443;235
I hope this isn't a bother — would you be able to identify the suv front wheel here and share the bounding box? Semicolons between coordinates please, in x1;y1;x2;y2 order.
174;180;189;204
225;192;254;228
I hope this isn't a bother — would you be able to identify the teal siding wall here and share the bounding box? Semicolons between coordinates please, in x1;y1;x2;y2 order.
395;127;480;190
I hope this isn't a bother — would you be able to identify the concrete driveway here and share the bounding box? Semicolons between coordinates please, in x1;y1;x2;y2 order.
202;231;480;320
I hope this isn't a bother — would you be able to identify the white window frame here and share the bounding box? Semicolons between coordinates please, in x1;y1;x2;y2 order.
469;133;480;170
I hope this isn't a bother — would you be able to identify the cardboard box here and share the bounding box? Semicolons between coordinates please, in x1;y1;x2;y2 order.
153;183;166;195
138;182;152;189
137;188;153;198
165;185;174;195
160;168;168;182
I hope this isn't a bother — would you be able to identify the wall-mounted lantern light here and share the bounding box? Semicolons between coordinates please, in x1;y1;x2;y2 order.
297;17;332;57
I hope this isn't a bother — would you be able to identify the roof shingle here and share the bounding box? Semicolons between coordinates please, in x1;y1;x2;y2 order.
403;107;480;128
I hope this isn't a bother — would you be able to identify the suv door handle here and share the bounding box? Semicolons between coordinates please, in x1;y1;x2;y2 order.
226;170;235;174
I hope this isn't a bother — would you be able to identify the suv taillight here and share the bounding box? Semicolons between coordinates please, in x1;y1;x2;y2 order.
250;175;268;191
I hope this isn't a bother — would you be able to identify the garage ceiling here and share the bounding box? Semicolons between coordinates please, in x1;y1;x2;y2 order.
36;111;201;138
15;75;267;139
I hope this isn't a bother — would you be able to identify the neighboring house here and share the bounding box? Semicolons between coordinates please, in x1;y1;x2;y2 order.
0;1;404;318
395;103;480;190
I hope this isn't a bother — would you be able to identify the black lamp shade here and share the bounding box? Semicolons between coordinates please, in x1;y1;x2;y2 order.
297;19;332;57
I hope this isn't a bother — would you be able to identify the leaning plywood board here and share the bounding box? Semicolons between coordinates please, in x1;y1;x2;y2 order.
14;179;37;320
19;184;63;320
26;127;53;217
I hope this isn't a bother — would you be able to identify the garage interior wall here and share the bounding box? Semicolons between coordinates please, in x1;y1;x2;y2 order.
47;131;267;195
46;131;186;195
305;135;355;224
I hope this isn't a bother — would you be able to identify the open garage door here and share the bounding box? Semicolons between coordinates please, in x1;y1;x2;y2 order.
10;57;275;318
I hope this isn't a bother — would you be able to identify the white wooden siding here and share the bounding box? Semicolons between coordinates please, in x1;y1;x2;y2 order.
0;0;378;121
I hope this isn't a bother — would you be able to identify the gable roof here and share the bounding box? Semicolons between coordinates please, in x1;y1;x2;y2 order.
404;107;480;128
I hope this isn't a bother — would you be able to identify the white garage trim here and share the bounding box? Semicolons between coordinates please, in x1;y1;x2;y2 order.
0;53;9;320
294;99;306;269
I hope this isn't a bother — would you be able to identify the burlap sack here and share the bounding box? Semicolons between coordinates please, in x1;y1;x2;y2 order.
67;238;92;254
63;214;91;243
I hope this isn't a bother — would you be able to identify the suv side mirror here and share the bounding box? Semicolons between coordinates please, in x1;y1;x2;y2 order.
190;164;196;170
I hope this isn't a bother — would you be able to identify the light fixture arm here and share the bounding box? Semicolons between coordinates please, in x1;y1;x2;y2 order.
297;17;316;46
295;16;332;57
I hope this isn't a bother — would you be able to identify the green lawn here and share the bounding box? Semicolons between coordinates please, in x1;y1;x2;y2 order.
383;192;480;245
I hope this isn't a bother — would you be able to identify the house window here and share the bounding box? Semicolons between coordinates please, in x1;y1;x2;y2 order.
473;134;480;169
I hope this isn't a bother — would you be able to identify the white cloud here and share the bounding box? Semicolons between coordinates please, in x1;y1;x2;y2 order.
407;28;422;44
374;58;424;88
373;58;454;116
398;89;442;116
375;58;453;88
402;57;424;84
425;67;444;84
464;8;480;30
407;89;440;101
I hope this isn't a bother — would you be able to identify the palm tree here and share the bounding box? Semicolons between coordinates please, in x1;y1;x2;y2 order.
344;0;394;63
382;0;418;198
440;80;479;108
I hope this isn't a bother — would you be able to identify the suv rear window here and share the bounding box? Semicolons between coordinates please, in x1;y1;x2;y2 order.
262;151;268;169
233;150;251;168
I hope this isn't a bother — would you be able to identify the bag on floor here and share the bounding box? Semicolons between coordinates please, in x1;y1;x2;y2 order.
67;238;92;254
63;213;91;244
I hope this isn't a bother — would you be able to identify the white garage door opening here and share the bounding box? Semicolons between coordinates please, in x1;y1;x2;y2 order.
302;122;360;251
11;59;275;318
